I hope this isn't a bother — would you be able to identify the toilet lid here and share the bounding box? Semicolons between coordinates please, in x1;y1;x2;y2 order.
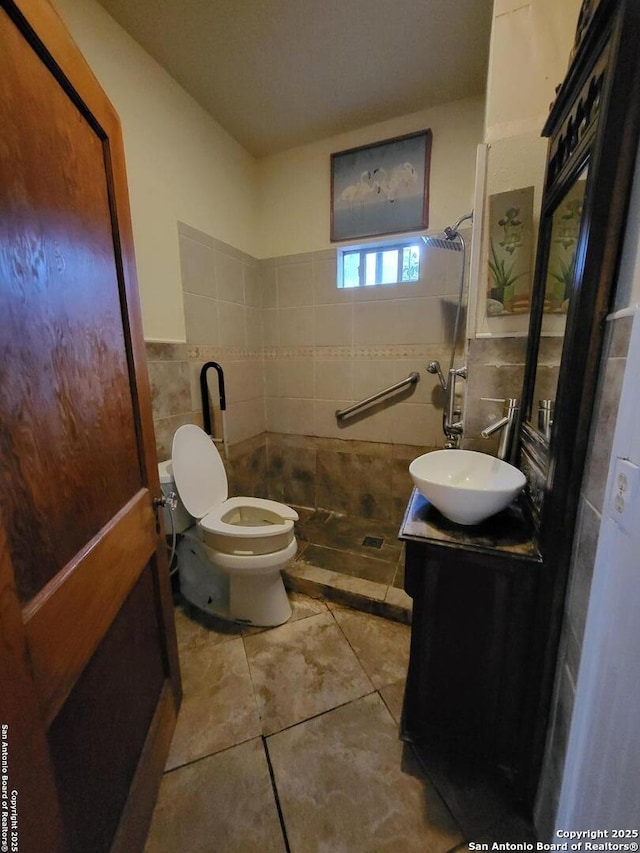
171;424;228;519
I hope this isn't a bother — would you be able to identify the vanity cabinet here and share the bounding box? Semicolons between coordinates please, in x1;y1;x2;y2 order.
400;490;541;790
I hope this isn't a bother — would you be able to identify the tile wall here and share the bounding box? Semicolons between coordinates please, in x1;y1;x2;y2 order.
146;342;204;463
533;314;633;837
146;227;461;517
463;337;528;455
262;244;463;447
463;336;563;455
265;434;431;521
179;222;265;446
145;335;269;496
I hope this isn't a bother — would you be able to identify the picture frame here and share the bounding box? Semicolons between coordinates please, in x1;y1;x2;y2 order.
486;186;534;317
330;129;432;242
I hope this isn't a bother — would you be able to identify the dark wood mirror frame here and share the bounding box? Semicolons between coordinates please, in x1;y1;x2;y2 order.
517;0;640;799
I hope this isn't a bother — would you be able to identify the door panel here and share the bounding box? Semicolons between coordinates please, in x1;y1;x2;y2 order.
48;564;165;853
0;523;65;852
0;2;181;850
24;490;157;725
0;4;141;605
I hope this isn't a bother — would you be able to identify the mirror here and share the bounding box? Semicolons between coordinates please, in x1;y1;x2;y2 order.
528;164;588;439
518;0;640;531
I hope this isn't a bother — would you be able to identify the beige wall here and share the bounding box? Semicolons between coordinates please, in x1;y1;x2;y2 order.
52;0;484;341
485;0;580;136
474;0;582;337
256;97;485;259
53;0;258;343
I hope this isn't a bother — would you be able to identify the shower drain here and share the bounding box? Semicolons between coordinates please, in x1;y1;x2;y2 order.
362;536;384;549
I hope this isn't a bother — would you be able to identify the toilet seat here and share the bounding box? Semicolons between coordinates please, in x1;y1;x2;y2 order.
172;425;299;556
201;496;297;538
203;538;298;574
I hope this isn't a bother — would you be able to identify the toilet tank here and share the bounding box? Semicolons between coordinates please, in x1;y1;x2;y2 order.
158;459;195;534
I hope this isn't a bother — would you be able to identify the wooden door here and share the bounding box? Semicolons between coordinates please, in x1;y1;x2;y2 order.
0;1;181;851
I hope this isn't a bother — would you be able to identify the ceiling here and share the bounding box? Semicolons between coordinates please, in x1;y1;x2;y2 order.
97;0;493;157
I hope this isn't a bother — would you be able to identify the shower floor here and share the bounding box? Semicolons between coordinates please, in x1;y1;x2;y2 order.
284;508;412;624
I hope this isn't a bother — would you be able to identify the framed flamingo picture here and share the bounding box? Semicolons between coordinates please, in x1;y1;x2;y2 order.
330;129;432;242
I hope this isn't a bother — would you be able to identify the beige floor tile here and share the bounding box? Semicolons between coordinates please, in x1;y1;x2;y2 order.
267;693;463;853
173;602;243;651
329;603;411;689
379;679;406;725
145;739;285;853
288;589;329;618
244;611;374;735
166;637;261;770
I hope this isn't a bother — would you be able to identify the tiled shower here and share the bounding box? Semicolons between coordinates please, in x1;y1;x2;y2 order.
147;221;468;523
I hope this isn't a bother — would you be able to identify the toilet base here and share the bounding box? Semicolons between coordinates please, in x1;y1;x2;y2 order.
180;571;291;628
176;531;292;628
230;571;292;627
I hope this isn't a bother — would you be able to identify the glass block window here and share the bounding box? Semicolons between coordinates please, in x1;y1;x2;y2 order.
338;240;421;288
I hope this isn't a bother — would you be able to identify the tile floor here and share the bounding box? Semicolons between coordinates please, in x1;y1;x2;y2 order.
144;589;535;853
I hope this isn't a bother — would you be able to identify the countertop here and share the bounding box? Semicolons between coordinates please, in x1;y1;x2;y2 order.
400;488;541;562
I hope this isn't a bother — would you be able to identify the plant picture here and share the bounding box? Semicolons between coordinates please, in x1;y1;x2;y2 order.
330;130;432;242
543;177;587;314
486;188;534;316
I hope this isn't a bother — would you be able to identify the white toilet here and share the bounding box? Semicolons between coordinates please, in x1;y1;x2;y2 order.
166;424;298;627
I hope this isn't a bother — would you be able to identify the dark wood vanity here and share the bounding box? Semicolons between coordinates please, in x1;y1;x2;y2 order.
400;0;640;810
400;490;541;792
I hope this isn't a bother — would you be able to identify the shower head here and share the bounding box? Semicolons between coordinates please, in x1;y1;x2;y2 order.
420;234;462;252
421;211;473;249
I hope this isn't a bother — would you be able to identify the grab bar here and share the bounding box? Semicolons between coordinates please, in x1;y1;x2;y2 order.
200;361;226;440
335;372;419;421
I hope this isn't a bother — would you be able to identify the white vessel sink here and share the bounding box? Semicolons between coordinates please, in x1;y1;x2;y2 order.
409;449;526;525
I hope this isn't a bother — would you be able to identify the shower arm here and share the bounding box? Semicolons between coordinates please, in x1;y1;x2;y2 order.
445;211;473;239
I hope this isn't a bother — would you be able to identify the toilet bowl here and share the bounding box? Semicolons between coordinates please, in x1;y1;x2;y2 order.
169;424;298;627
